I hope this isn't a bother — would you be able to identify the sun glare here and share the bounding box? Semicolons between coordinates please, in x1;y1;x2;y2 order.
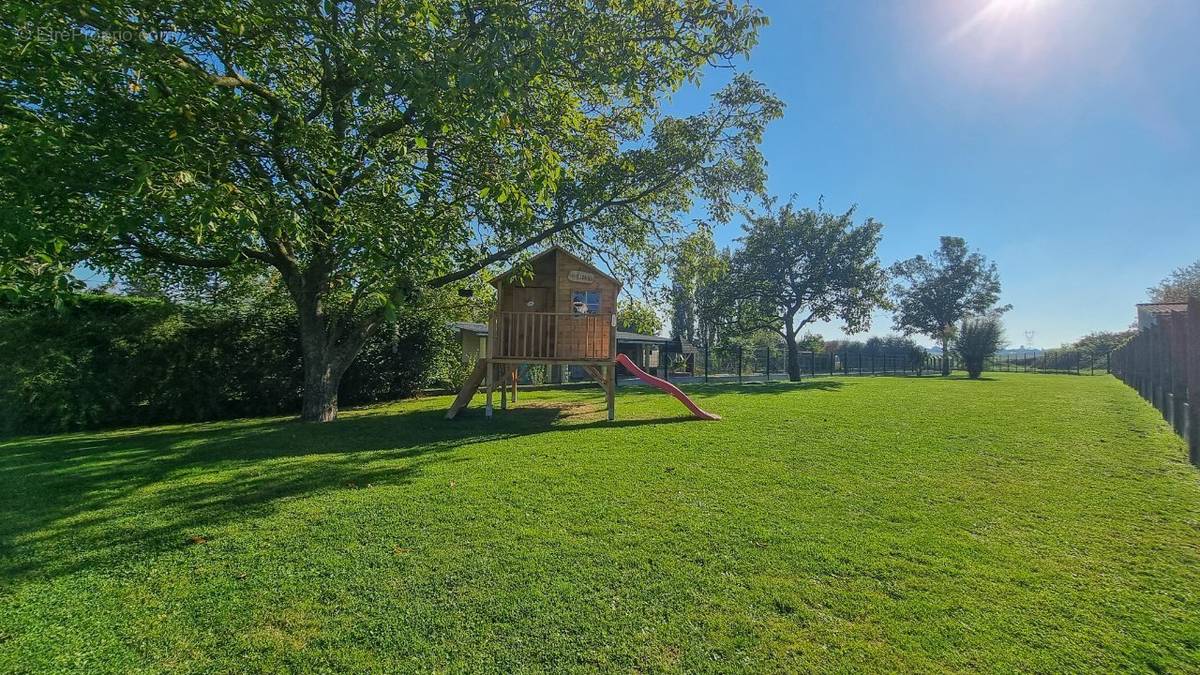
945;0;1056;45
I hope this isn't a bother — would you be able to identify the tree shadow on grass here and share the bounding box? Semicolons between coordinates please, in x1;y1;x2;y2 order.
0;398;732;583
0;404;577;582
0;379;849;584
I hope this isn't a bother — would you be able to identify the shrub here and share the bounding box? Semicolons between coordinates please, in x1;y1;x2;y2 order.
525;364;547;386
340;311;452;405
955;316;1005;379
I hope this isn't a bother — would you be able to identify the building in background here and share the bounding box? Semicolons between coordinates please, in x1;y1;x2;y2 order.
1137;302;1189;330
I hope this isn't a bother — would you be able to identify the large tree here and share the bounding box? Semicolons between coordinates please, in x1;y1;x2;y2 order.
721;200;888;381
1;1;782;421
1148;259;1200;303
891;236;1008;375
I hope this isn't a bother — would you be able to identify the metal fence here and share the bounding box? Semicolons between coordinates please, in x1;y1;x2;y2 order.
660;346;930;383
1111;298;1199;464
972;350;1111;375
653;345;1112;384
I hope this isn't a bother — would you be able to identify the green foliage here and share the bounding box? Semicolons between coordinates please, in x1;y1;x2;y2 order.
0;0;782;419
439;356;478;393
890;236;1008;373
525;364;547;386
340;313;455;405
725;200;888;336
824;335;927;365
1072;329;1136;356
1148;259;1200;303
799;332;825;353
668;227;729;344
616;298;663;336
0;293;443;434
955;316;1006;379
2;376;1197;671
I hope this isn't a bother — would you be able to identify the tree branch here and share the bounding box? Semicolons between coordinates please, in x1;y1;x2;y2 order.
120;235;271;269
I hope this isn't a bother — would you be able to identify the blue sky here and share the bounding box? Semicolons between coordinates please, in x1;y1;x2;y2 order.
668;0;1200;348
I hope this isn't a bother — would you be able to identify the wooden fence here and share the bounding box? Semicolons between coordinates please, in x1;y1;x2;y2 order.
1110;297;1200;465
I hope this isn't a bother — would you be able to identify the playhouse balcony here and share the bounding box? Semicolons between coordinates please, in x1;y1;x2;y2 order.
488;311;615;362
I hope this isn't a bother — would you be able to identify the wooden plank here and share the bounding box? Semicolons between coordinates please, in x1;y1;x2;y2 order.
609;312;617;361
485;359;494;418
606;364;615;421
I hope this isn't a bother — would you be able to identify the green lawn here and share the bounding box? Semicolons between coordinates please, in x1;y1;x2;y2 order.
1;374;1198;672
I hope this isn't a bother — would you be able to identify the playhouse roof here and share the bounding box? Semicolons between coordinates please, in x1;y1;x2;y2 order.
488;245;621;288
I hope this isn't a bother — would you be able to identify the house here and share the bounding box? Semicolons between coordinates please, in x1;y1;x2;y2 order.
1137;302;1189;330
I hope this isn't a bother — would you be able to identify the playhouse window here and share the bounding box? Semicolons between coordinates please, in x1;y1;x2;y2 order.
572;290;600;314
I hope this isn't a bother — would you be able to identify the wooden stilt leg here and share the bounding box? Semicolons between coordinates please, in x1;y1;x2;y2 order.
511;369;518;403
500;366;507;410
606;364;616;421
485;362;494;418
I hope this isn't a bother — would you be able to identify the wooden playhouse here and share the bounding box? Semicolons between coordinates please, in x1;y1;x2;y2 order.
446;246;720;421
446;246;622;420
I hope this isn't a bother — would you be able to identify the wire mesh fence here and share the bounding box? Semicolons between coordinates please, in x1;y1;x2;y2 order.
652;345;1115;385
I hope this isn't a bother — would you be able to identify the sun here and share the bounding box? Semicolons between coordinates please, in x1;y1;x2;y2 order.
945;0;1057;44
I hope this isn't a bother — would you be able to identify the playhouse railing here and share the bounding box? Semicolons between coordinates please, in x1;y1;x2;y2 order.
489;311;615;361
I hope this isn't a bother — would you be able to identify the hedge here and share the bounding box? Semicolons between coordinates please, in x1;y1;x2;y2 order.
0;293;455;434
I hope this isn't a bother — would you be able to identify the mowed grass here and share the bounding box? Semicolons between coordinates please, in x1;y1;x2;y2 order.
1;374;1198;672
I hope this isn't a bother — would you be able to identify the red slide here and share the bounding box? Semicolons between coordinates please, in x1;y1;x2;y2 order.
615;354;721;421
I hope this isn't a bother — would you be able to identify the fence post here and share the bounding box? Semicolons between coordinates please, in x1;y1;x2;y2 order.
737;346;743;385
765;346;771;383
843;351;849;375
1188;299;1200;465
704;344;709;384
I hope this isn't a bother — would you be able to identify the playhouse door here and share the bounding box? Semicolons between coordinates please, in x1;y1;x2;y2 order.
508;287;551;358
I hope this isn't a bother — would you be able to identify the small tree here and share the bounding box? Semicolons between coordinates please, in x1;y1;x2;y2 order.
721;199;889;381
1148;260;1200;303
891;237;1009;375
617;298;663;336
669;228;730;346
956;316;1005;379
799;332;825;353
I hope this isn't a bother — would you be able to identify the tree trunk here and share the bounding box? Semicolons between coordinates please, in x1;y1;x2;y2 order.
301;350;343;422
291;279;365;423
941;334;951;376
785;333;801;382
279;251;381;423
